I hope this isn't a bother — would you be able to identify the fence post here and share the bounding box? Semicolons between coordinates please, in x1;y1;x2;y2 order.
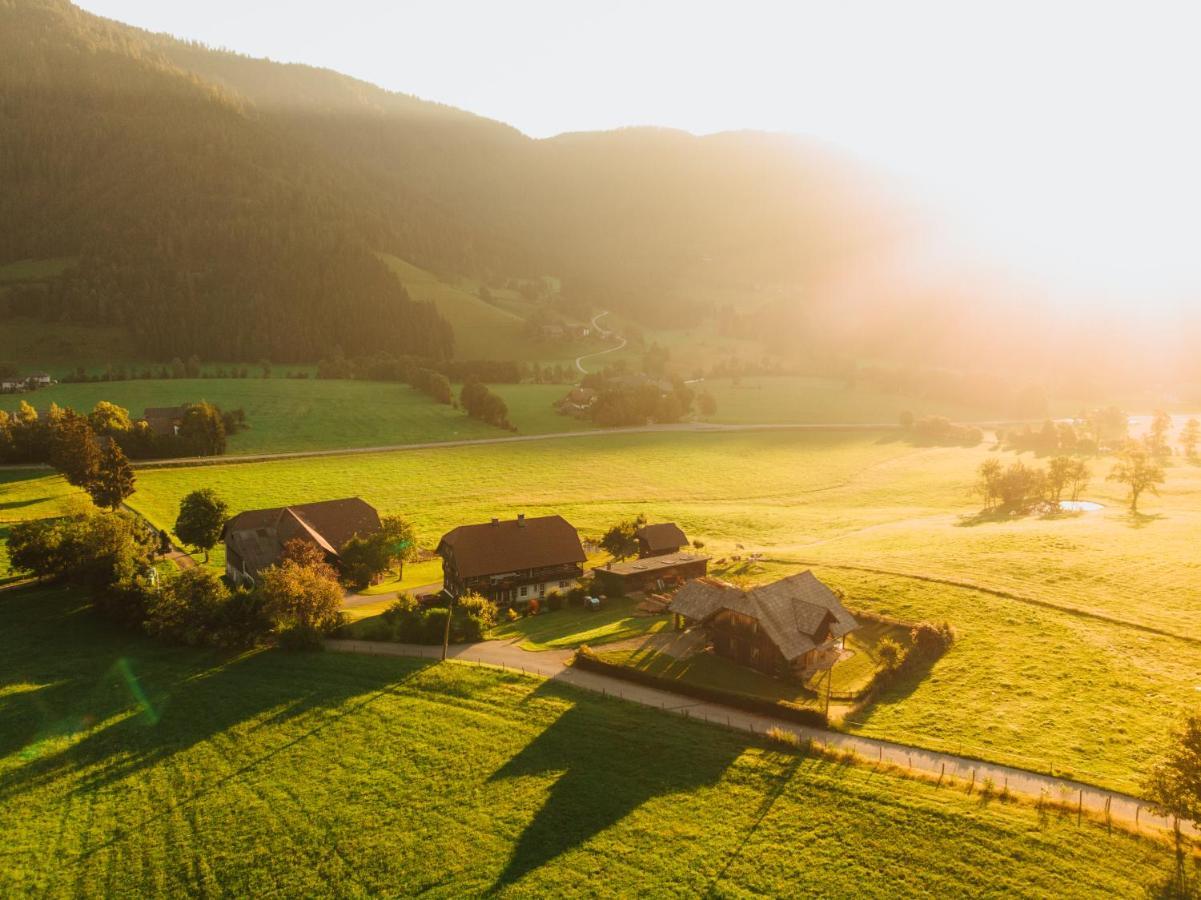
969;770;975;795
1105;796;1111;833
1135;805;1140;830
938;762;945;786
1077;790;1083;826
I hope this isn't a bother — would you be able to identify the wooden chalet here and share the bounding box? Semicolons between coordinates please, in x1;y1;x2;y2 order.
436;514;586;606
636;522;688;557
669;572;858;680
221;497;381;586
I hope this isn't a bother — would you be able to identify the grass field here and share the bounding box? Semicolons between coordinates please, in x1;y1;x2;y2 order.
37;427;1191;793
0;379;510;453
489;596;669;651
0;584;1186;897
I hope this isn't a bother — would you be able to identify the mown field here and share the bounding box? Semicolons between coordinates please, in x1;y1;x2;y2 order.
0;585;1185;897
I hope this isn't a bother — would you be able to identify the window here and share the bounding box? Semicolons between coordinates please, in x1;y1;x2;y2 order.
559;581;568;589
520;586;528;597
539;584;546;596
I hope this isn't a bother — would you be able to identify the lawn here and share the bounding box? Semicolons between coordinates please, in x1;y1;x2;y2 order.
489;596;669;651
8;427;1201;793
0;584;1186;897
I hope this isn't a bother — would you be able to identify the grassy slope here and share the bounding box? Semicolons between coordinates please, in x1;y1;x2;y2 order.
0;585;1183;897
48;428;1196;793
488;596;668;651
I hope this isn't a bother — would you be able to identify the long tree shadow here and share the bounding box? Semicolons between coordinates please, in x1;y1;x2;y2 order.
0;584;436;806
487;682;743;892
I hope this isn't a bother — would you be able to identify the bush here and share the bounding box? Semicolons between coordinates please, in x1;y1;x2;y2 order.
277;624;325;651
421;608;450;643
572;647;827;728
545;590;564;611
505;607;519;623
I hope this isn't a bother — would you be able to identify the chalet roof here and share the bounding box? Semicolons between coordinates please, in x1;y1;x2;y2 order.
596;550;708;577
437;514;585;579
670;571;858;661
636;522;688;552
222;497;381;575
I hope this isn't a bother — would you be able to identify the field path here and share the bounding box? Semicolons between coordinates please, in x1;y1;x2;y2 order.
327;637;1192;839
575;310;628;374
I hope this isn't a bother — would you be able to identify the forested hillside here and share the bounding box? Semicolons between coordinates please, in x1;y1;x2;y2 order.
0;0;455;362
0;0;899;363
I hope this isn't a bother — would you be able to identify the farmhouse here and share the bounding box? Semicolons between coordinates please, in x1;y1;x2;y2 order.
0;377;22;394
636;522;688;557
437;513;586;605
555;387;597;416
25;372;52;387
592;551;710;595
221;497;382;586
670;572;858;680
143;406;184;437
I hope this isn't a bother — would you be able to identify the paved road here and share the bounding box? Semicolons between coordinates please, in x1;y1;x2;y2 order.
326;636;1192;838
343;581;443;609
575;310;628;374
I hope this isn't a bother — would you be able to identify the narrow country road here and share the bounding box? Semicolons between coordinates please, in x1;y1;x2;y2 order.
326;636;1192;839
575;310;628;374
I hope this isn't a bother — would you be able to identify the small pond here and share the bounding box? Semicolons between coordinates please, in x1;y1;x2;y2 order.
1059;500;1104;512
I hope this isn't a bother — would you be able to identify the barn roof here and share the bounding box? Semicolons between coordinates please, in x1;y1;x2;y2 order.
597;551;709;576
670;571;858;661
636;522;689;552
437;515;585;579
222;497;381;575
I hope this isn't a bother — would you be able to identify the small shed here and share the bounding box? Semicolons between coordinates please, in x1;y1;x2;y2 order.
592;551;709;595
636;522;689;557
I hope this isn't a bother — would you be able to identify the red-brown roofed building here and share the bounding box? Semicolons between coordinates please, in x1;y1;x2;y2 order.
437;513;586;606
221;497;381;586
636;522;689;557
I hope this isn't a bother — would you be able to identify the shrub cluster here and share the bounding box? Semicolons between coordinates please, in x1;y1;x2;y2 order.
572;646;828;728
460;382;513;429
904;415;983;446
362;592;499;644
976;456;1090;513
862;622;954;696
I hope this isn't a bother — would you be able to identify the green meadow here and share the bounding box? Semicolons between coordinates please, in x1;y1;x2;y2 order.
51;428;1191;793
0;585;1185;897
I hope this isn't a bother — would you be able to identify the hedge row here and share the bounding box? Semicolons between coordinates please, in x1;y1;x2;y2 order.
573;647;828;728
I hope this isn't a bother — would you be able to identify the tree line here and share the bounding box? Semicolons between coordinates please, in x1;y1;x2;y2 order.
0;400;244;465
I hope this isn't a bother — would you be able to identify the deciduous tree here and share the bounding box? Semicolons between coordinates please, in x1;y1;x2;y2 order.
1108;445;1165;513
174;488;229;562
600;514;646;561
88;440;135;510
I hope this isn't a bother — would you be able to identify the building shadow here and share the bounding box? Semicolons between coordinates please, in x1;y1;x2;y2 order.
487;682;743;892
0;584;435;807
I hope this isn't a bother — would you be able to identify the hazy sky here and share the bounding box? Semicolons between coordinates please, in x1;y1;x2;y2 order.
77;1;1201;306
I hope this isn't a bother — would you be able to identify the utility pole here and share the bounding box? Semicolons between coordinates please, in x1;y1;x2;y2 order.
441;594;456;661
824;666;833;719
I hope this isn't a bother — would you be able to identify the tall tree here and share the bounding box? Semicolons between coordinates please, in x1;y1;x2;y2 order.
1144;712;1201;879
88;440;136;510
174;488;229;562
48;410;101;489
1146;409;1173;457
600;514;646;561
1107;446;1164;513
379;515;418;579
1180;418;1200;459
178;402;227;456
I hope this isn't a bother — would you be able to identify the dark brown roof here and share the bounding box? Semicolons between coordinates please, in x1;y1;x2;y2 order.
222;497;381;576
596;551;708;576
437;515;585;579
670;571;858;661
636;522;689;552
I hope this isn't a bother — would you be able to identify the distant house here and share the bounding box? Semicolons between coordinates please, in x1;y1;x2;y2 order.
592;551;709;595
24;373;51;388
142;406;185;437
555;387;597;416
636;522;689;557
221;497;382;586
669;572;858;679
0;378;23;394
437;513;586;605
539;323;566;340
